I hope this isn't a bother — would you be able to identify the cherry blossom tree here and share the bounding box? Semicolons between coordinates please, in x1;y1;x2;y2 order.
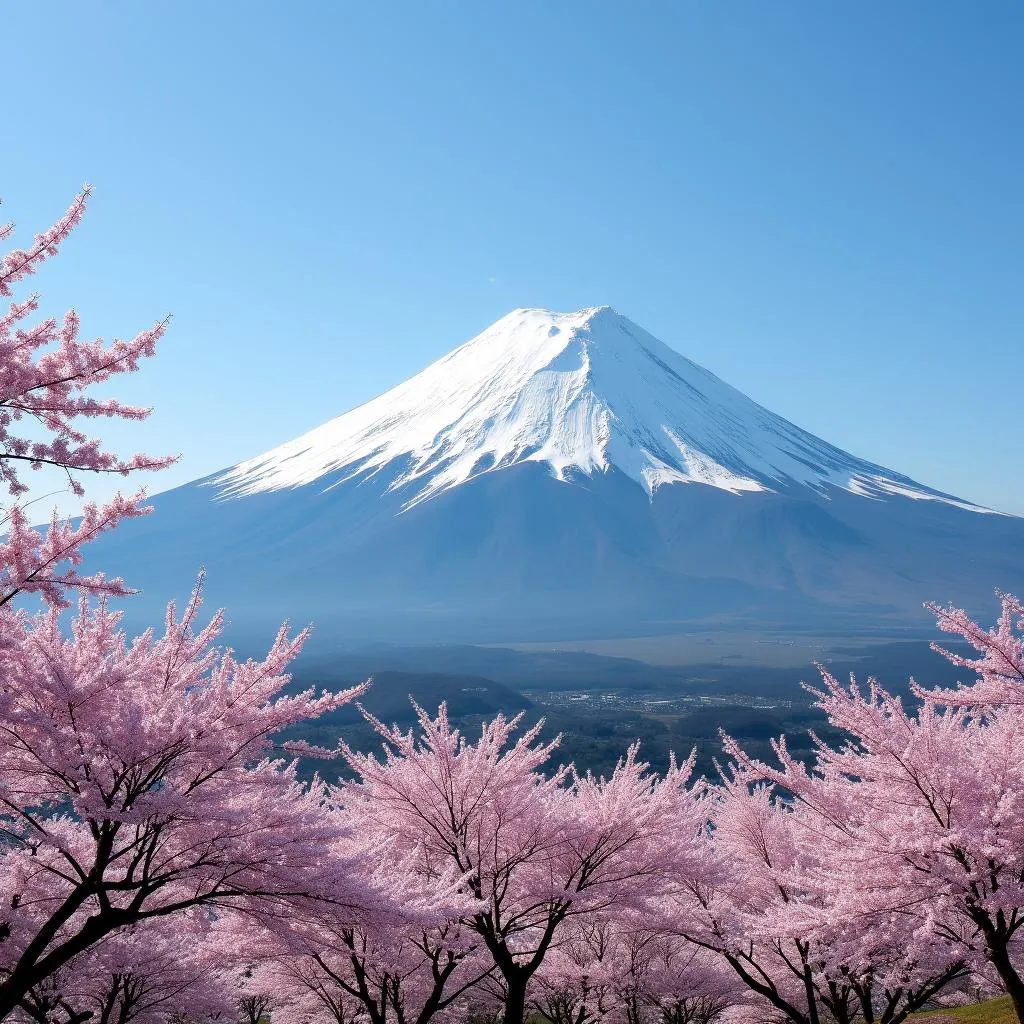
268;918;490;1024
237;992;274;1024
0;188;174;609
527;920;617;1024
523;913;743;1024
15;912;233;1024
524;919;737;1024
0;575;371;1016
673;760;970;1024
340;706;708;1024
234;962;283;1024
611;926;740;1024
246;822;492;1024
716;666;1024;1022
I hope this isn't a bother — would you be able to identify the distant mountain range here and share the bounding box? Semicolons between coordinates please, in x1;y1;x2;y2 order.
93;307;1024;644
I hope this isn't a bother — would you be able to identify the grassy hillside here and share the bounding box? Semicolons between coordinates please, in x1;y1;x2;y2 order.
914;997;1016;1024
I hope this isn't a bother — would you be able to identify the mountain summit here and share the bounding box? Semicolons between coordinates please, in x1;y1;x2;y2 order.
217;306;982;512
94;308;1023;644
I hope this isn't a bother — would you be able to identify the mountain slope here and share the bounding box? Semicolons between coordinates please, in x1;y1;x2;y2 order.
91;307;1024;645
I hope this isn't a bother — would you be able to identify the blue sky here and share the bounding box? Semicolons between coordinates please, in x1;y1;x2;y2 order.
5;2;1023;513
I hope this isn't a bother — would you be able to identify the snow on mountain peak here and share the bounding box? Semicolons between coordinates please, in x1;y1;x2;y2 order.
215;307;988;512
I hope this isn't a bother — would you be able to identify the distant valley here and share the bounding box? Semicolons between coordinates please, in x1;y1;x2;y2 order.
282;635;975;779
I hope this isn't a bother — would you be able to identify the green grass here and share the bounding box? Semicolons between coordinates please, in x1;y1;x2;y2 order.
914;996;1017;1024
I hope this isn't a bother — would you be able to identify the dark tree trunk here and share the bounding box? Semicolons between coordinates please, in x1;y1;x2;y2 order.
503;976;528;1024
801;961;821;1024
988;940;1024;1024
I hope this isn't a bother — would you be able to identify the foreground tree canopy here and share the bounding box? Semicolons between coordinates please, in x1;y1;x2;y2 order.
1;191;1022;1024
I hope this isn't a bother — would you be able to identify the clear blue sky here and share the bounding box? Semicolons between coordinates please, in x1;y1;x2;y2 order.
5;2;1023;514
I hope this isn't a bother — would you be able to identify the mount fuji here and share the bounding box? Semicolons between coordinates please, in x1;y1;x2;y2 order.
94;307;1024;643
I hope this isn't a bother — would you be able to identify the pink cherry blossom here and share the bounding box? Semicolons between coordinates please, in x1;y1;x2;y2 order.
340;705;710;1024
918;593;1024;708
0;188;174;608
716;664;1022;1023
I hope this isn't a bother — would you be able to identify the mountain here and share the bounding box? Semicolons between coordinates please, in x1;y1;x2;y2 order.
93;307;1024;644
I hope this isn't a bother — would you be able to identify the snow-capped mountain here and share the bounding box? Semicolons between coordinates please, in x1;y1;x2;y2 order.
216;306;984;512
93;307;1024;645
